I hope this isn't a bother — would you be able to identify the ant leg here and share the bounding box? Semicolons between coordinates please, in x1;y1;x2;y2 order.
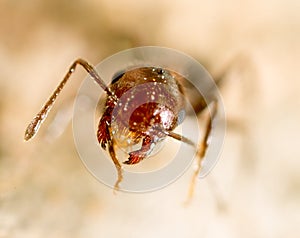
107;140;123;191
186;101;218;200
162;102;217;201
97;108;113;150
24;59;110;141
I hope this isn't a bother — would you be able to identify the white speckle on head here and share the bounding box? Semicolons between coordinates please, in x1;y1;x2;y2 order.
124;102;129;111
160;109;173;128
151;95;155;100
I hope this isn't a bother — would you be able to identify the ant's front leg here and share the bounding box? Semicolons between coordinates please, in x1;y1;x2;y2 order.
97;113;124;191
187;101;218;200
97;110;112;149
107;140;123;191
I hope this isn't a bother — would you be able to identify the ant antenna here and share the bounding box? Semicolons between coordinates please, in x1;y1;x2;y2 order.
24;59;109;141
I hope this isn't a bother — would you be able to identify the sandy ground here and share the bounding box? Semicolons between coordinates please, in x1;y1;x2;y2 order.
0;0;299;237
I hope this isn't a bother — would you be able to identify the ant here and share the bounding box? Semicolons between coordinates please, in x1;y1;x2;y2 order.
24;49;219;196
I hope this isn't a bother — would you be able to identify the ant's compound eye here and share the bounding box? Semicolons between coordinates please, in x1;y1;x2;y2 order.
157;68;165;75
111;70;125;84
177;109;186;125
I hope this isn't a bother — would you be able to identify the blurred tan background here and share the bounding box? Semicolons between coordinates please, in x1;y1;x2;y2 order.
0;0;299;237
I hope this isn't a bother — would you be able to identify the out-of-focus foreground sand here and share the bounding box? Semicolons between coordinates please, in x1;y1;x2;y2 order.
0;0;299;237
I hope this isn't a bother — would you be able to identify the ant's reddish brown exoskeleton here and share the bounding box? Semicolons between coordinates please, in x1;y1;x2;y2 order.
24;56;218;195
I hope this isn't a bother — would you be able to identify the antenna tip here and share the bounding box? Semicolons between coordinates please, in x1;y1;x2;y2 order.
24;118;40;141
24;127;34;141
